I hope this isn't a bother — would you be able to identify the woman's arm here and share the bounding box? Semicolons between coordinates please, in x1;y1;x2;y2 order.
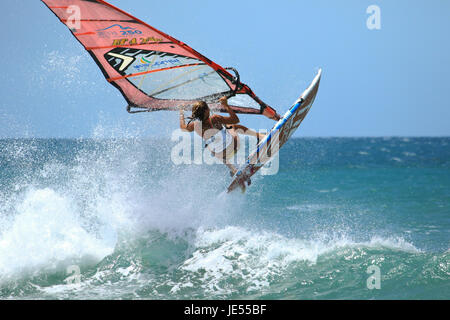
179;108;194;132
217;96;239;125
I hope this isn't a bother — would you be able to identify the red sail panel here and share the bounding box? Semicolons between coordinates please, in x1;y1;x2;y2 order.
41;0;279;119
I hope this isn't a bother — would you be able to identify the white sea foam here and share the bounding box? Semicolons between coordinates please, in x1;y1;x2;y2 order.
0;188;116;277
0;138;427;298
170;226;421;295
0;136;235;285
38;50;87;90
0;139;142;280
402;152;417;157
286;204;330;212
317;188;338;193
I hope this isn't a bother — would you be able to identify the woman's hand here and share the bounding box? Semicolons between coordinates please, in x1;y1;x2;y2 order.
219;96;228;105
179;104;187;112
218;96;239;125
180;106;190;131
179;106;185;123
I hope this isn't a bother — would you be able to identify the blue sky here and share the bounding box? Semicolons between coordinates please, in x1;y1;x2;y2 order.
0;0;449;138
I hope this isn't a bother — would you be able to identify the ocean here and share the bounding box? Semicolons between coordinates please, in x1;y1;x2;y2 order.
0;137;448;299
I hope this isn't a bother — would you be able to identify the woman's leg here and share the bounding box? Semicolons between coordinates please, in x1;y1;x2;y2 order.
230;124;267;140
225;163;238;176
212;135;239;176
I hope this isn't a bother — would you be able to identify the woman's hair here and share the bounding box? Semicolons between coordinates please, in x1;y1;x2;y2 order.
187;101;209;124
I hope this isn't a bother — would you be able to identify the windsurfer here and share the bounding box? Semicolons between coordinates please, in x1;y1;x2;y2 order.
179;96;266;176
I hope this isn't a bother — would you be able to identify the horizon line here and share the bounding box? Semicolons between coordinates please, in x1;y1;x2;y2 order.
1;136;449;140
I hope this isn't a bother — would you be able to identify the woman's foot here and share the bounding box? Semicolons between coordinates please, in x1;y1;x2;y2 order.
257;132;268;141
227;165;237;177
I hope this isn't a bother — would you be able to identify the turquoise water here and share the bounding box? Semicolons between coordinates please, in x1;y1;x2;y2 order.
0;137;448;299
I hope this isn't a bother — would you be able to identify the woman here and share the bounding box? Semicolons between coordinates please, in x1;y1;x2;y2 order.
179;96;265;176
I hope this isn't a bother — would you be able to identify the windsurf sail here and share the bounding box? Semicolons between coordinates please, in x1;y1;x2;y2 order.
41;0;280;120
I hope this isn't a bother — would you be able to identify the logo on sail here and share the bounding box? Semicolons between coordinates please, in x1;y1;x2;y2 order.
134;56;181;70
97;24;143;38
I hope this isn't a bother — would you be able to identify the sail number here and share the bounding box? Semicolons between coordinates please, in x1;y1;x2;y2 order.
120;30;142;36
